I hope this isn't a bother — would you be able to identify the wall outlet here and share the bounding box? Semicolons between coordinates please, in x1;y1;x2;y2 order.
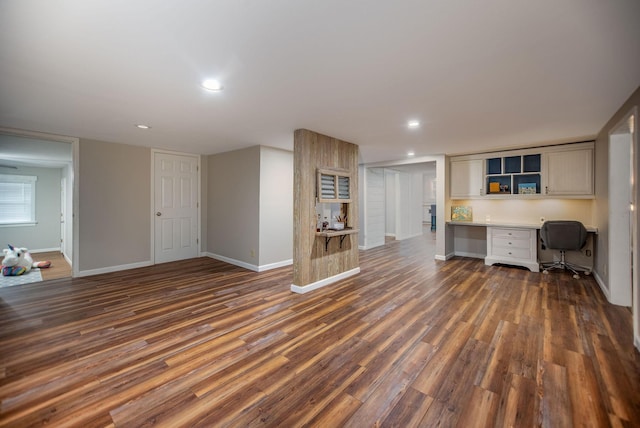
250;249;255;258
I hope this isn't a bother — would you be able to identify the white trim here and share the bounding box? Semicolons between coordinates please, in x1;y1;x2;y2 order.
291;267;361;294
72;138;79;278
206;252;258;271
0;222;37;227
592;270;611;302
29;247;61;253
76;260;152;277
0;127;78;278
635;335;640;353
258;259;293;271
435;252;455;261
63;252;72;267
202;252;293;272
206;252;292;272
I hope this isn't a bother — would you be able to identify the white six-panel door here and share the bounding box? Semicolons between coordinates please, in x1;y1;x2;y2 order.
154;152;199;263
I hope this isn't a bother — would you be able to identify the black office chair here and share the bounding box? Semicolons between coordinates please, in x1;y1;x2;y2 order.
540;220;590;278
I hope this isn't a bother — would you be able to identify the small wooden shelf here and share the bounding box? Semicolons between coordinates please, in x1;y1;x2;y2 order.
316;228;359;251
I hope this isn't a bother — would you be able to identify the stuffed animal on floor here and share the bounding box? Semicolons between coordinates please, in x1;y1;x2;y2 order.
2;244;51;276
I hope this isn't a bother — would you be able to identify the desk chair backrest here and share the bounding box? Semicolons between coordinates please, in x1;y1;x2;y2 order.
540;220;587;251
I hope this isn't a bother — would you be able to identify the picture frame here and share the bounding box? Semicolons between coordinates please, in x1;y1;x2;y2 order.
451;205;473;222
518;183;536;194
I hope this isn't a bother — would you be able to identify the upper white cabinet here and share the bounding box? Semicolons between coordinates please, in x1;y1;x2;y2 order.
449;142;594;199
450;159;484;198
543;146;594;196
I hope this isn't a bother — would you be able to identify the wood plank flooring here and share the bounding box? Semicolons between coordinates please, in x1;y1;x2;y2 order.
1;233;639;427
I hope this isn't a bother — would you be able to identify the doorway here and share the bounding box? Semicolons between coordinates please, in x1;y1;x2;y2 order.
0;128;76;278
608;107;638;344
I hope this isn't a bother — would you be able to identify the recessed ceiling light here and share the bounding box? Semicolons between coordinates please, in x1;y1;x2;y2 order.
202;79;223;92
407;120;420;129
135;124;151;129
407;151;415;157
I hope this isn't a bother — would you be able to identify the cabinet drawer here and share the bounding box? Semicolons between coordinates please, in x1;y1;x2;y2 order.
491;246;532;260
490;228;532;239
492;237;531;249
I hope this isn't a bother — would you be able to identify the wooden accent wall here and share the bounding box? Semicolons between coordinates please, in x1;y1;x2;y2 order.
293;129;359;288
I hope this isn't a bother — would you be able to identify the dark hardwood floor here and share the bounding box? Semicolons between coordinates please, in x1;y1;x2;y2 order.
1;233;639;427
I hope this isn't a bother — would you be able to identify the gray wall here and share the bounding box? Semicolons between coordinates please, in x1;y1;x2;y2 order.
207;146;261;265
594;86;640;291
78;139;151;271
258;147;293;266
0;166;62;251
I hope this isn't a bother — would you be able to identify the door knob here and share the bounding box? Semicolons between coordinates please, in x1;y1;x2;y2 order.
156;212;162;216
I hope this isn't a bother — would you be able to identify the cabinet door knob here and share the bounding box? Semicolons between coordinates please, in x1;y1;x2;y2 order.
156;212;162;216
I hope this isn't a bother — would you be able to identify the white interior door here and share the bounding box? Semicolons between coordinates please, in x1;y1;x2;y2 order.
154;152;199;264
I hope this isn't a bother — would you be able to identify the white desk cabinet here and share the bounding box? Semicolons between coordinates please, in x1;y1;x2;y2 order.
485;226;539;272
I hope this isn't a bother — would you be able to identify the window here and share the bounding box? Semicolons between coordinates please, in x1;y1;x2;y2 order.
0;174;37;225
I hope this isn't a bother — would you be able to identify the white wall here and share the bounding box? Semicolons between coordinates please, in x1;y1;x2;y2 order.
62;164;73;264
422;164;437;222
359;166;385;249
395;171;424;240
259;147;293;267
385;170;396;236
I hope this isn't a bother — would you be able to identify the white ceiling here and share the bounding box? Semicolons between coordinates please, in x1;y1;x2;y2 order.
1;0;639;164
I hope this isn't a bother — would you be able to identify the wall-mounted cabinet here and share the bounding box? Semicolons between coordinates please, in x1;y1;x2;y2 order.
544;147;593;196
486;154;541;195
450;159;484;198
317;168;352;203
449;141;594;199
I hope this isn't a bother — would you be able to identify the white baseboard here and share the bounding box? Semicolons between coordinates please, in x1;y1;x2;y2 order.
206;252;292;272
76;260;153;277
396;232;424;241
29;247;61;253
635;335;640;353
592;270;611;302
435;252;456;261
258;259;293;271
291;267;360;294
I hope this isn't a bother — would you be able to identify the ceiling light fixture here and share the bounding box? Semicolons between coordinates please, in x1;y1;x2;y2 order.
135;124;151;129
407;151;415;157
202;79;224;92
407;120;420;129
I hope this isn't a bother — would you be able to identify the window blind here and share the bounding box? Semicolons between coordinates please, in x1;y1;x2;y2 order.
0;174;37;224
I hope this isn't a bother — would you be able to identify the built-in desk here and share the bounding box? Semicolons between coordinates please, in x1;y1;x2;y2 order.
447;221;597;272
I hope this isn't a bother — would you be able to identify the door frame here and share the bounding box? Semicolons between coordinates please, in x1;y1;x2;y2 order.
150;149;202;264
0;126;78;276
608;106;638;348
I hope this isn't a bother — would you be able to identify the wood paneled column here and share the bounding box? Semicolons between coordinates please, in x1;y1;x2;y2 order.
292;129;359;292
